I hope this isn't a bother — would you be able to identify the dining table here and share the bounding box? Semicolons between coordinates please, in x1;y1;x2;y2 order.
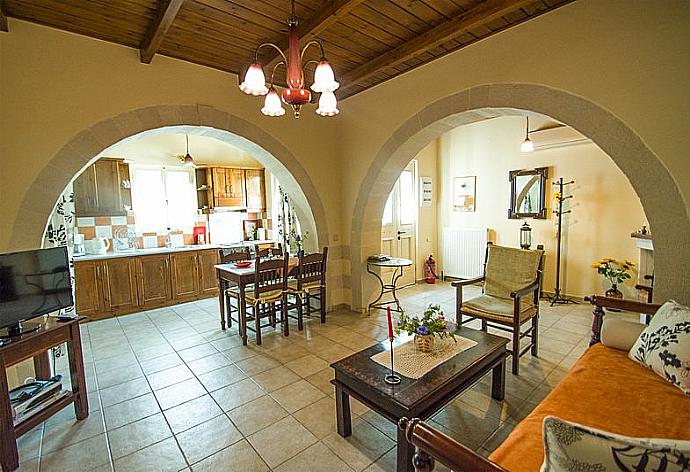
215;257;299;345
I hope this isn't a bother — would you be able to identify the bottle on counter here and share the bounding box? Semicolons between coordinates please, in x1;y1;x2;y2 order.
165;227;172;248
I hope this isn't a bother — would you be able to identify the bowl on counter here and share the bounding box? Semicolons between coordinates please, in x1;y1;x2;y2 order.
234;261;251;268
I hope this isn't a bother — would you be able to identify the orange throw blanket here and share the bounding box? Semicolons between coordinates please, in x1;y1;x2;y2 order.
489;343;690;471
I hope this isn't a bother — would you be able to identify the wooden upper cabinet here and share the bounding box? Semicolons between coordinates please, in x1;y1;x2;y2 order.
136;254;172;309
245;169;266;210
170;251;199;302
211;167;247;207
101;258;138;313
74;260;103;319
198;249;220;297
74;158;130;216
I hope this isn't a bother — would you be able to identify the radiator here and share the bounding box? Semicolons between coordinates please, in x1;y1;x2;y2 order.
442;227;488;279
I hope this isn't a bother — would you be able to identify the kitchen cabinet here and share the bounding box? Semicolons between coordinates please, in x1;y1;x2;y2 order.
74;260;104;319
244;169;266;210
198;249;220;297
101;258;138;313
136;254;172;309
73;158;131;216
170;252;200;302
212;167;245;207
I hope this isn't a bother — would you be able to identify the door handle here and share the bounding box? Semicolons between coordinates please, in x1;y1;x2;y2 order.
397;231;406;235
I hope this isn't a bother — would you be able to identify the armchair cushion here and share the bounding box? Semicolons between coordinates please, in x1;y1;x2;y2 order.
484;245;543;307
462;294;537;325
629;300;690;394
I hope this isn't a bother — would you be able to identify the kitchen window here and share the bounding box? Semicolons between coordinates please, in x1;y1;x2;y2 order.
130;166;197;233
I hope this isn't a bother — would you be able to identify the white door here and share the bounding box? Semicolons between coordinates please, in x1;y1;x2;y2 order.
381;161;417;286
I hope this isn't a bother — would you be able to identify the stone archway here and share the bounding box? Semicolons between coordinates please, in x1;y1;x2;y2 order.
350;83;690;309
9;104;329;252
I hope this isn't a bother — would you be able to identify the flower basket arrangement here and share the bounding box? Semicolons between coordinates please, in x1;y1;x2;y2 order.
592;258;635;298
396;304;455;353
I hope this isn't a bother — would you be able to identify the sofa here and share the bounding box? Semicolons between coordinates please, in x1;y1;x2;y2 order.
400;297;690;471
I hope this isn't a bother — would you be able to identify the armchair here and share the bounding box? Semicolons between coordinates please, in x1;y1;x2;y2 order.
452;243;545;375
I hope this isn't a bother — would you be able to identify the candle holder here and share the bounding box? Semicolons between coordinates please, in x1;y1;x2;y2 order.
384;337;401;385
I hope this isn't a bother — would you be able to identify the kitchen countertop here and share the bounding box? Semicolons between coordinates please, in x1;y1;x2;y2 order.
73;240;275;261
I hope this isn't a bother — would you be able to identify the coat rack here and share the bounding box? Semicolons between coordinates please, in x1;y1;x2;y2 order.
550;177;576;306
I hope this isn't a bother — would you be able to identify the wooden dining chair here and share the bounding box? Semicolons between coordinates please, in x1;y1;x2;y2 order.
286;247;328;330
240;254;289;345
255;243;283;259
219;247;251;331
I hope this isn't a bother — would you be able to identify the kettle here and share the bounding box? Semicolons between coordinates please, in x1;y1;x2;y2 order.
84;238;111;255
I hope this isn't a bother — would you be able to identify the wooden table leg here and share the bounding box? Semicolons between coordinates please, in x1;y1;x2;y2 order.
239;282;248;346
218;275;226;331
335;386;352;437
396;424;415;472
33;351;52;380
0;354;19;472
67;323;89;420
491;357;506;401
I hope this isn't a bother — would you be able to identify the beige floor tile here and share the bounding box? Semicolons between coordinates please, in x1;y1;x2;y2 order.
17;425;43;462
197;364;247;392
236;354;281;375
228;394;289;436
186;352;233;376
133;343;176;363
222;345;259;362
292;396;338;439
155;378;207;410
191;439;269;472
265;343;310;363
359;411;397;440
113;437;186;472
176;414;242;465
41;408;105;454
16;457;39;472
252;365;301;392
164;394;224;434
211;378;265;411
108;413;172;459
104;392;161;430
146;364;194;391
177;343;218;362
311;343;355;363
40;433;110;471
305;367;336;396
285;354;330;378
270;379;326;413
431;402;503;450
275;441;354;472
139;352;183;375
247;416;318;468
99;377;151;408
96;363;144;389
322;418;395;472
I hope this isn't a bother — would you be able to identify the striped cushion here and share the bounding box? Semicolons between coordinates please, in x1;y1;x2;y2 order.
245;289;284;305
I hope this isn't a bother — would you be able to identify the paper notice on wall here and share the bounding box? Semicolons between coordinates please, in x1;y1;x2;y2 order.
420;176;432;207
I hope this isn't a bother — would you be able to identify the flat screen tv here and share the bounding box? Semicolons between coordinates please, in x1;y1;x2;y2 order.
0;247;73;336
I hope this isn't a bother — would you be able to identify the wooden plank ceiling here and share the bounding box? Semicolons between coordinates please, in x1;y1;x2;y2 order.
3;0;573;99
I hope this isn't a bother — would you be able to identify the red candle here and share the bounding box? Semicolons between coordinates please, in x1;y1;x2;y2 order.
386;307;394;340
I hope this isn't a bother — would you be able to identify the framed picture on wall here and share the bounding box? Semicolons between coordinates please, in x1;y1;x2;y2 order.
453;176;476;212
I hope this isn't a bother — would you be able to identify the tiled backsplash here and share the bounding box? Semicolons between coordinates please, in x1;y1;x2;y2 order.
75;211;273;252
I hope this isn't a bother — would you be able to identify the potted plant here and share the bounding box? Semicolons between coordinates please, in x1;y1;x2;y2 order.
592;258;635;299
396;304;455;353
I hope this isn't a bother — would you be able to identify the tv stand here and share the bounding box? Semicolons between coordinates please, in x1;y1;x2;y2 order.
0;317;88;471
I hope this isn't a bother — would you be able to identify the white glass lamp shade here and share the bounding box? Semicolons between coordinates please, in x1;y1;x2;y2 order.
311;61;339;93
239;63;268;96
261;89;286;117
315;91;339;117
521;137;534;153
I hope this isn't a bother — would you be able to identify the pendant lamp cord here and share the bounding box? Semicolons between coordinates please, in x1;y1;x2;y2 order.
525;116;529;138
186;134;189;154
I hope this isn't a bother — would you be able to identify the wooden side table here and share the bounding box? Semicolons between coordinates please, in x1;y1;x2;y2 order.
0;317;89;471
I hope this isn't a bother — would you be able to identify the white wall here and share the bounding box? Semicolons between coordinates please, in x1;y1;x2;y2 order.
437;117;646;299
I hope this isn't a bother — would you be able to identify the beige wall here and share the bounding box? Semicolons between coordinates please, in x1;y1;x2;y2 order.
340;0;690;308
436;117;646;299
415;141;439;281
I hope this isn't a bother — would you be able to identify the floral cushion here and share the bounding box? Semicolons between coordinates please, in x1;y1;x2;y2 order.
541;416;690;471
629;300;690;394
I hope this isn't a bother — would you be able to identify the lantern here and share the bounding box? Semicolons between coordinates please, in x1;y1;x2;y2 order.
520;222;532;249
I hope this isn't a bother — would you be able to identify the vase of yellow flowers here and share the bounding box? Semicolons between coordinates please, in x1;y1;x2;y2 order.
592;258;635;299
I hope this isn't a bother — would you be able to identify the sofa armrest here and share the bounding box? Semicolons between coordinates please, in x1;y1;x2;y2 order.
399;418;506;472
451;276;485;287
601;319;645;352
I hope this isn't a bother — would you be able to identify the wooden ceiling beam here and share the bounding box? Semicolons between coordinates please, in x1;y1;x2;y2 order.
262;0;366;71
0;0;9;32
140;0;184;64
338;0;534;94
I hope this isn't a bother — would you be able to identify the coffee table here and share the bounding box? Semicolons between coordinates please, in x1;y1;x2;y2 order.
330;328;508;472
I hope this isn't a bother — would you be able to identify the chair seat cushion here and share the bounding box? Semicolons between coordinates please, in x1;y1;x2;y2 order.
245;289;283;305
225;284;254;296
462;294;536;324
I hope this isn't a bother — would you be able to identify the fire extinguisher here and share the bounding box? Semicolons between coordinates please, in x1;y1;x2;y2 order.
424;255;438;284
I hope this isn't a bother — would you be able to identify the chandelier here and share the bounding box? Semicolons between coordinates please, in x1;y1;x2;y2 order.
238;0;340;118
